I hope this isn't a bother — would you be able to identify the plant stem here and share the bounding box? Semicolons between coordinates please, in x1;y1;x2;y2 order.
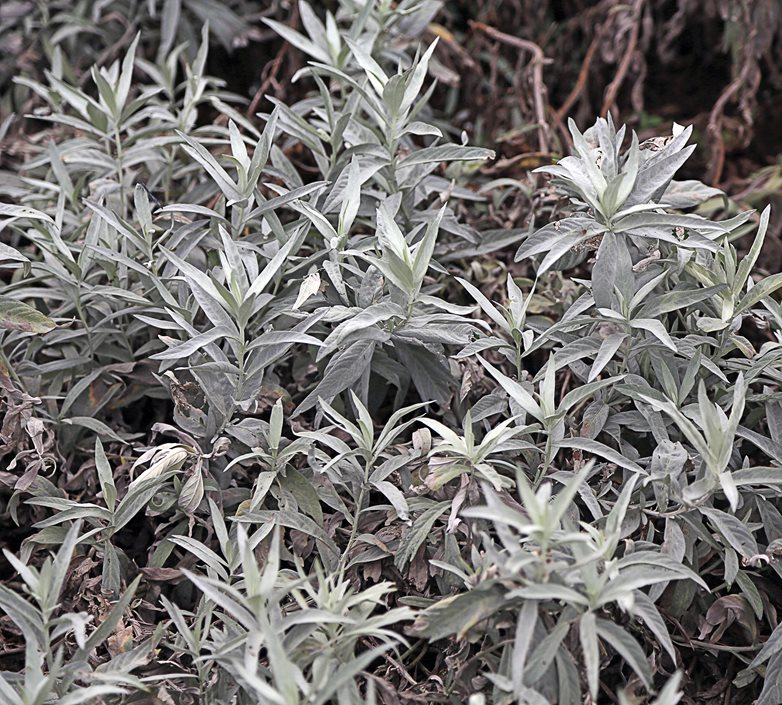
338;457;372;577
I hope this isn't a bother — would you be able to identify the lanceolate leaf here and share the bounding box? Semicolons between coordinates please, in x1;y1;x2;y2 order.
0;298;56;333
395;501;450;570
294;339;376;416
408;587;506;641
399;144;495;168
477;356;543;421
595;618;652;689
579;612;600;700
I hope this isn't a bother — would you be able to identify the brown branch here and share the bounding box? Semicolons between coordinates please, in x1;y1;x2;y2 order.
469;20;550;153
600;0;644;118
556;31;601;123
706;4;757;185
80;14;136;88
247;4;299;117
706;80;740;187
548;105;572;152
247;41;290;117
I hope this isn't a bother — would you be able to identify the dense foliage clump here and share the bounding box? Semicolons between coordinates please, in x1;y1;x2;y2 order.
2;2;782;704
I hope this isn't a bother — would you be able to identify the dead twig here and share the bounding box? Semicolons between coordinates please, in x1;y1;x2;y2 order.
247;4;299;117
469;20;551;154
80;14;136;88
706;74;743;187
556;31;602;123
600;0;644;118
549;104;572;152
706;3;758;186
247;41;290;117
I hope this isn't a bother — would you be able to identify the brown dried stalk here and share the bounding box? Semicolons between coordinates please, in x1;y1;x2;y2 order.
469;20;551;154
600;0;645;118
